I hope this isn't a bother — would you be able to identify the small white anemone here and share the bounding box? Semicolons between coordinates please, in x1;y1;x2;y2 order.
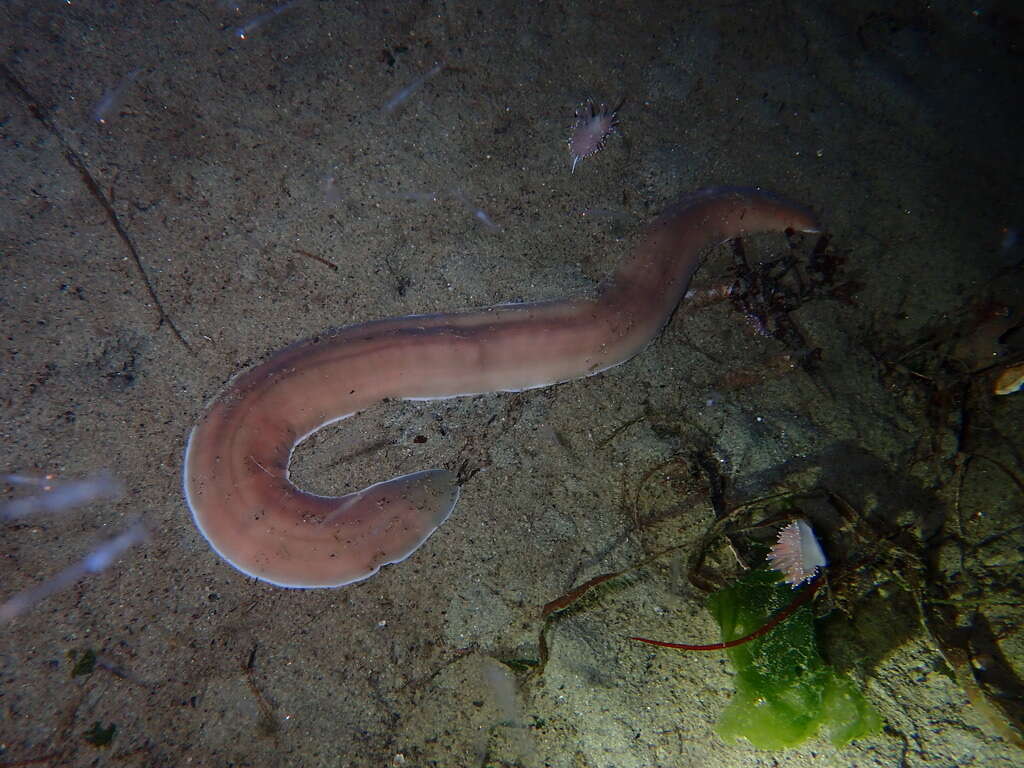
767;519;827;587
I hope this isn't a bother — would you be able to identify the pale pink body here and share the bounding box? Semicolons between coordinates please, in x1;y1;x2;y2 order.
184;188;818;588
569;103;619;172
768;519;828;586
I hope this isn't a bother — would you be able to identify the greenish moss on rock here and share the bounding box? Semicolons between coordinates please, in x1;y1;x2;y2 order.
709;568;882;749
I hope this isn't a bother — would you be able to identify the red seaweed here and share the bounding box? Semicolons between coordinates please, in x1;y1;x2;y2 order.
630;572;825;651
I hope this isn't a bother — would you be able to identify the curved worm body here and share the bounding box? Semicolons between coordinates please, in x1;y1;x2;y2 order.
184;187;818;588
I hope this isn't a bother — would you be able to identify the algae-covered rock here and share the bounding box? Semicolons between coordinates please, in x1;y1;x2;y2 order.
708;568;882;749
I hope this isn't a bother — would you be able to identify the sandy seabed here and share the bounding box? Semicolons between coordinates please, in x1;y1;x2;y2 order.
1;1;1021;766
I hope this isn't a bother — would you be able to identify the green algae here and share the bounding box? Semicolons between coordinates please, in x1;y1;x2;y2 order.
708;568;882;749
68;647;97;677
83;721;116;748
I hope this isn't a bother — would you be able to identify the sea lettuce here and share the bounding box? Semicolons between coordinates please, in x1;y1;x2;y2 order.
708;568;882;749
